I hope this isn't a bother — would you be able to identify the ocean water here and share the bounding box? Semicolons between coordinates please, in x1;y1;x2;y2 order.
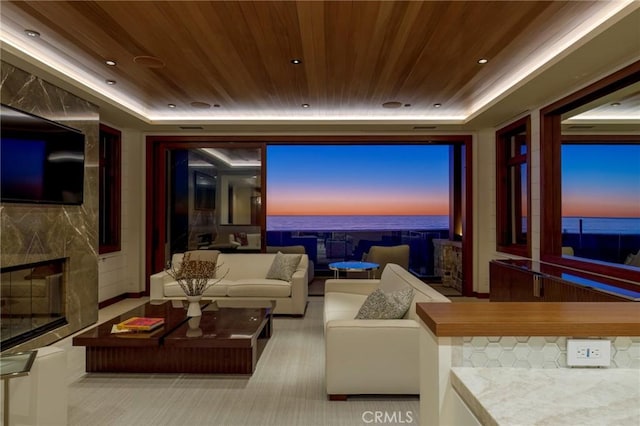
561;217;640;235
267;215;449;231
267;214;640;234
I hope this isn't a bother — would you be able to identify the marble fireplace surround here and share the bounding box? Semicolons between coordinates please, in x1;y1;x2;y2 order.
0;62;99;352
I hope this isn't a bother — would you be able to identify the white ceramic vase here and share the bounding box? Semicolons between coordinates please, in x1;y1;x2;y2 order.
186;295;203;317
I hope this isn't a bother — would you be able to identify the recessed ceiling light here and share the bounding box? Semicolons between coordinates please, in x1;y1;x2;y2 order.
168;103;176;108
105;79;116;85
301;103;310;108
290;59;302;64
478;58;488;64
404;104;412;107
610;102;621;106
24;29;40;38
213;104;221;108
433;103;442;108
105;60;117;66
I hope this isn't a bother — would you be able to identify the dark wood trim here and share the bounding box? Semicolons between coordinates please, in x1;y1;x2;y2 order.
462;135;474;296
562;134;640;144
495;115;531;258
540;60;640;283
328;394;348;401
471;292;490;299
145;135;475;296
98;292;145;310
541;61;640;117
98;124;122;255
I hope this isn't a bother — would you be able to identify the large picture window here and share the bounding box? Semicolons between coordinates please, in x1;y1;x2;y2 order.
541;60;640;282
561;140;640;266
496;116;531;257
265;144;454;278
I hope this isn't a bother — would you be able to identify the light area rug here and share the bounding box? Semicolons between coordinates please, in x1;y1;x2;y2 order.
57;297;419;426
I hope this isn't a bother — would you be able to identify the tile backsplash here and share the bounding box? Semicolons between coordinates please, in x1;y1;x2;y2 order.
457;336;640;369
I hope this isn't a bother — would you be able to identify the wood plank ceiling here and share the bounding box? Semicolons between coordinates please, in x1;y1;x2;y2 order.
0;1;625;120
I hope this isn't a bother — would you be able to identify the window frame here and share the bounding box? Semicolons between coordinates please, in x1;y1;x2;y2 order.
540;60;640;282
98;124;122;254
495;115;532;257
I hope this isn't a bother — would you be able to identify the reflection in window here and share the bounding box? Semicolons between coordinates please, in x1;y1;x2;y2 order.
561;143;640;266
496;116;530;256
167;148;261;254
98;124;121;254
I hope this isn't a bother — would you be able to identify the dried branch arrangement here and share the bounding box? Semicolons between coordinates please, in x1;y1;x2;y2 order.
165;252;227;296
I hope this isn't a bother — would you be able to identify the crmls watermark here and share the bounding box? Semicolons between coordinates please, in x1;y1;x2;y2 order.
361;411;415;424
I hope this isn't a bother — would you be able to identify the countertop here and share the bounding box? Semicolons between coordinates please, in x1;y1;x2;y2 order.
416;302;640;336
451;367;640;426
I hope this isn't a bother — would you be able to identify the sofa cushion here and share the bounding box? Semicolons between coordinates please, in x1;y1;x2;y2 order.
164;279;230;297
324;292;368;323
265;252;302;281
378;264;414;293
355;287;415;319
226;279;291;297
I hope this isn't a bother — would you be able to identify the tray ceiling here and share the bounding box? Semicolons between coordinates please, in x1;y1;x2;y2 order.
1;1;638;125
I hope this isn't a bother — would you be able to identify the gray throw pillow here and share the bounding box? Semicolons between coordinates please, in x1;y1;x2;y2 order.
355;286;415;319
266;252;302;281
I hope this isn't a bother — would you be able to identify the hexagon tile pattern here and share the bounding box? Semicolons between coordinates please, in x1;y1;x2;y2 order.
462;336;640;368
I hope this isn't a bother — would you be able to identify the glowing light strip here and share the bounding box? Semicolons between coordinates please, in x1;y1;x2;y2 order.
1;1;636;123
147;114;466;122
0;25;150;120
201;149;260;167
468;1;637;118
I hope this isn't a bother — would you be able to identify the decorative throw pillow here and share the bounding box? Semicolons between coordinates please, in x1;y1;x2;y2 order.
266;252;302;281
355;286;415;319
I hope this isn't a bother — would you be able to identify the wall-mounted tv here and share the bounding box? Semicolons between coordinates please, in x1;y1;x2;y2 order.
1;104;85;205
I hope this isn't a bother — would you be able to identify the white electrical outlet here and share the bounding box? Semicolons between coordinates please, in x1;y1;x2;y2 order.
567;339;611;367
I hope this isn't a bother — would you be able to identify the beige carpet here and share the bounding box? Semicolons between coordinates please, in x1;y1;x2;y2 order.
55;297;419;426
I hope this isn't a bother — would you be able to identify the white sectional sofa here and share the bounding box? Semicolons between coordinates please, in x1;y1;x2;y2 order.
150;251;308;315
323;263;450;399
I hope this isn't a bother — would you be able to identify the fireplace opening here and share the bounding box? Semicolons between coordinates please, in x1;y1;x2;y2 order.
1;258;68;350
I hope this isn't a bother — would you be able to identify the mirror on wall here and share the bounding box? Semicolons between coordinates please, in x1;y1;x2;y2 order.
559;82;640;269
166;147;262;254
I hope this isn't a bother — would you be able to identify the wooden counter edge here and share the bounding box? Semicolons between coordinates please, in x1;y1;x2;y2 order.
415;302;640;337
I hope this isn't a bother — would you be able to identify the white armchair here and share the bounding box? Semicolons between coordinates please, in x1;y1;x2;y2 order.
323;264;450;400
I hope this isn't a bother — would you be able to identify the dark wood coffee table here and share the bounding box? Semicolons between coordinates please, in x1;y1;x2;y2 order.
72;301;271;374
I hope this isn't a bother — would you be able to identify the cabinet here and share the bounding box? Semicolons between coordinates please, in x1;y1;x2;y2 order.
490;260;636;302
489;261;541;302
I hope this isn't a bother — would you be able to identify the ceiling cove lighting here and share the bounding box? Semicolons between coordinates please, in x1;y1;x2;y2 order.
2;2;634;123
201;148;261;168
467;0;636;118
24;29;40;38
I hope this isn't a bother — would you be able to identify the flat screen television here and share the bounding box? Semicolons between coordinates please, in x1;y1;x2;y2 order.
1;104;85;205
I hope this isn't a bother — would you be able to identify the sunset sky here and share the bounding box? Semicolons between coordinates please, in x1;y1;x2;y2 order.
562;144;640;218
266;145;450;216
266;144;639;219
